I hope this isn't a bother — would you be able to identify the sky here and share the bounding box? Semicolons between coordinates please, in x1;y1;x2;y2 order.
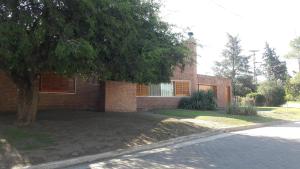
160;0;300;76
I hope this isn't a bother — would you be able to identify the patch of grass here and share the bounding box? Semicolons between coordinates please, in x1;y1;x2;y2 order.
256;107;277;111
156;108;300;129
1;127;54;150
155;109;275;128
259;107;300;121
287;101;300;104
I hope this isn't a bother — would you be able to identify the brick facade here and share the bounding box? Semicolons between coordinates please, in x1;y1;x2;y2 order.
105;81;137;112
0;72;18;112
197;74;232;108
0;72;102;112
0;37;232;113
136;38;198;111
137;97;182;111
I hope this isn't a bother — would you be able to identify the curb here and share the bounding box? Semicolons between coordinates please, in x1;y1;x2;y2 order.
25;120;293;169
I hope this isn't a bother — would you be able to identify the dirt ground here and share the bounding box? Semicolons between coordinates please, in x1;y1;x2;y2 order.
0;110;208;168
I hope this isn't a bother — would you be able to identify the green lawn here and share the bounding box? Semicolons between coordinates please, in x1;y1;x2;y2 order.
287;101;300;104
258;107;300;121
0;127;54;150
155;107;300;128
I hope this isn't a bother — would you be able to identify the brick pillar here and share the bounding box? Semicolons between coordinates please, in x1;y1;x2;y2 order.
105;81;137;112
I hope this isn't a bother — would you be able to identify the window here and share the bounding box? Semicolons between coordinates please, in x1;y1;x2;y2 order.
161;83;174;96
174;81;190;96
136;84;149;96
136;81;190;97
40;73;76;93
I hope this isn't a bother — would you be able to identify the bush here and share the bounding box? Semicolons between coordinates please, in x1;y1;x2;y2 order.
240;97;255;106
246;92;266;106
285;73;300;101
258;81;286;106
178;90;217;110
226;103;257;116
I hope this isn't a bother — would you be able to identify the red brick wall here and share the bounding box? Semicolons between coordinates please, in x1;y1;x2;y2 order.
137;97;182;111
0;72;18;112
171;38;198;92
0;72;102;113
197;74;232;108
136;38;198;111
105;81;137;112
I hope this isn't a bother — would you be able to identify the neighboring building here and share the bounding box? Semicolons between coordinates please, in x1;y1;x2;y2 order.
0;36;232;113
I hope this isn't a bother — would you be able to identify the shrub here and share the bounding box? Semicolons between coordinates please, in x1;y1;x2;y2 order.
178;90;217;110
226;103;257;116
246;92;266;106
258;81;286;106
240;97;255;106
285;73;300;101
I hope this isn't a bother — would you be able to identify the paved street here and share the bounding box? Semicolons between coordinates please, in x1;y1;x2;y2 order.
68;122;300;169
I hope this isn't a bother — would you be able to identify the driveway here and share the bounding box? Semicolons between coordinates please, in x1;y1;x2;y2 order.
68;122;300;169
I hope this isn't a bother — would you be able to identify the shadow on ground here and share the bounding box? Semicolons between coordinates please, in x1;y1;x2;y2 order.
0;110;209;168
83;126;300;169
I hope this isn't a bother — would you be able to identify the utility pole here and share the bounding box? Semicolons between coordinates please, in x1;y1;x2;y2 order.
249;50;259;84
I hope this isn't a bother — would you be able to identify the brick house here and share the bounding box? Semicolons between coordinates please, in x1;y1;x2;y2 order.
0;37;232;113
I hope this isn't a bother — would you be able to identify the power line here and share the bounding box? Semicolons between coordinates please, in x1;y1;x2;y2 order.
209;0;243;18
249;50;259;84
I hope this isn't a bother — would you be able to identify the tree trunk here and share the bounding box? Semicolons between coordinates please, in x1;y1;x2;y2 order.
16;79;39;126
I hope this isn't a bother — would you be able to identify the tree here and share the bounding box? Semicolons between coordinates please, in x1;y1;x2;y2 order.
286;37;300;72
0;0;188;125
285;73;300;101
213;33;252;96
258;81;286;106
262;42;288;83
235;75;256;97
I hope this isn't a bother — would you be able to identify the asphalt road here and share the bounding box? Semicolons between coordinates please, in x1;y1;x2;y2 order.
68;122;300;169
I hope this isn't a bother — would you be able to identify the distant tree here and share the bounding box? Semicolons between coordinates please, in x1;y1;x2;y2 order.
235;75;256;97
0;0;188;125
286;37;300;72
262;42;288;83
258;81;286;106
285;73;300;101
214;33;252;96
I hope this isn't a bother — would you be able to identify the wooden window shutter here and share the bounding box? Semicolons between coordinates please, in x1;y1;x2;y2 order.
40;73;75;93
175;81;190;96
136;84;149;96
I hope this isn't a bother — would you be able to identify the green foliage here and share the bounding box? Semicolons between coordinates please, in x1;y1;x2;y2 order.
240;97;255;106
178;90;217;110
235;75;256;97
246;92;266;106
286;37;300;59
226;104;257;116
0;0;188;85
262;42;288;83
213;33;252;96
286;37;300;72
258;81;286;106
285;73;300;101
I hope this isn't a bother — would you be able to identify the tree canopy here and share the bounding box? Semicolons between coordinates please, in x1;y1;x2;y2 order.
286;37;300;72
0;0;188;125
213;33;252;96
262;42;288;83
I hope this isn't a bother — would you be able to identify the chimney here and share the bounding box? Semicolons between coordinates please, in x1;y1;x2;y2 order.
188;32;194;39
